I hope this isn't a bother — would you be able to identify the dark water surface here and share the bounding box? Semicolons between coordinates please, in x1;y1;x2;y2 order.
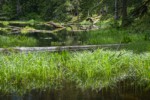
1;84;150;100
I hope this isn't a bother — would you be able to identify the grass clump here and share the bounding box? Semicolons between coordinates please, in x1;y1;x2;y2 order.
82;28;145;45
0;35;38;47
0;50;150;94
0;52;65;94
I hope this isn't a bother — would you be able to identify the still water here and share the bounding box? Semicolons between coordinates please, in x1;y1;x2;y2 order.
0;84;150;100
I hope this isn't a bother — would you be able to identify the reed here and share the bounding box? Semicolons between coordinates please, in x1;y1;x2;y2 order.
82;28;145;45
0;35;38;47
0;50;150;94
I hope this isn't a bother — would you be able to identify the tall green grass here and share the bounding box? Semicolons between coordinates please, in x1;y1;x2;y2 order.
0;27;149;52
0;52;64;94
0;35;38;47
81;29;145;45
0;50;150;94
123;41;150;53
79;28;150;52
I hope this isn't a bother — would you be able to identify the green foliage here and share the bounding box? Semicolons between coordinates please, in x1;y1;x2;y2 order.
82;29;124;44
0;35;38;47
121;36;132;43
0;0;149;96
123;41;150;53
110;20;121;28
0;0;149;23
25;13;41;20
21;26;35;34
142;33;150;41
2;21;9;26
2;4;13;14
144;33;150;41
0;50;150;94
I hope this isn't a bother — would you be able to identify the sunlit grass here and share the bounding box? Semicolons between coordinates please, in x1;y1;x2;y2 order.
0;50;150;94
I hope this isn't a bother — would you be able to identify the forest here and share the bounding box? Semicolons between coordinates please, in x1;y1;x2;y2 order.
0;0;150;100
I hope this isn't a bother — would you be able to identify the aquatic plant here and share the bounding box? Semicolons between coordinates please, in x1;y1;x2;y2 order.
0;35;38;47
0;49;150;95
82;29;145;45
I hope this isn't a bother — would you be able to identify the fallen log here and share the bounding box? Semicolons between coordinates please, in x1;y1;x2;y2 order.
27;28;65;34
0;20;100;35
46;21;65;28
0;21;35;26
0;44;127;52
0;26;66;34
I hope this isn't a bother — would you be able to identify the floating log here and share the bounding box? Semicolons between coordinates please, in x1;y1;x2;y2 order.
0;20;100;35
0;26;65;34
0;21;34;26
27;29;56;34
46;21;65;28
0;44;127;52
23;27;66;34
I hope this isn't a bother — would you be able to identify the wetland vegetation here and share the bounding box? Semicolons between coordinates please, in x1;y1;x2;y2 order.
0;0;150;100
0;50;150;94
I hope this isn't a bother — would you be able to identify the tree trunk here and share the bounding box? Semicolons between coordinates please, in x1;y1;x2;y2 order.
115;0;119;20
0;0;2;5
122;0;128;27
0;0;4;9
16;0;21;16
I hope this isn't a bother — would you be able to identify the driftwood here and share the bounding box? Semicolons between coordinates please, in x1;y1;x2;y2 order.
0;44;126;52
46;21;65;28
0;21;65;32
0;21;35;26
0;25;65;34
27;28;65;34
0;21;64;28
0;20;100;34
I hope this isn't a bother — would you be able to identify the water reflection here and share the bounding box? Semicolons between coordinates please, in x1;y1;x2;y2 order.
0;84;150;100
